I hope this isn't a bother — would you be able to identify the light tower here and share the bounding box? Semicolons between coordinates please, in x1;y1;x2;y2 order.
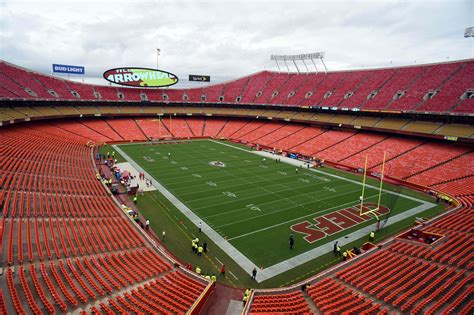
156;48;161;69
270;52;327;74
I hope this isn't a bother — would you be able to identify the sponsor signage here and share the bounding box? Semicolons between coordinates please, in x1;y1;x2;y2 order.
52;64;85;75
444;136;458;141
189;74;211;82
103;67;178;88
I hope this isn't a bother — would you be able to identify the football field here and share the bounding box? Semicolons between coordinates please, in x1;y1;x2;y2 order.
116;139;440;281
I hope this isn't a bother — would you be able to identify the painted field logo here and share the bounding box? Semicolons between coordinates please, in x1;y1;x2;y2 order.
209;161;226;167
291;203;390;243
103;67;178;87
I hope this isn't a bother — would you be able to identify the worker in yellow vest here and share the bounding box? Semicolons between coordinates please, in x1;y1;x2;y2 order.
195;266;201;275
198;245;203;256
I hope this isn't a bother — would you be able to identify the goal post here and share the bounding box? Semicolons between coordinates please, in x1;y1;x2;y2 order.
359;152;387;221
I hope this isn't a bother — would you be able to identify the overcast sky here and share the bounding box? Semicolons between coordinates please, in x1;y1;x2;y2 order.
0;0;472;87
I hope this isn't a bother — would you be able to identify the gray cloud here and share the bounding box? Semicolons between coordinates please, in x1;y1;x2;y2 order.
0;0;472;87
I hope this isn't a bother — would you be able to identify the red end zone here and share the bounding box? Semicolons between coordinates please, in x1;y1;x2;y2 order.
290;203;390;243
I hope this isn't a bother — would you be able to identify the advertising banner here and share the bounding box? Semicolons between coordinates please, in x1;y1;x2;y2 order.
52;64;85;75
103;67;178;88
189;74;211;82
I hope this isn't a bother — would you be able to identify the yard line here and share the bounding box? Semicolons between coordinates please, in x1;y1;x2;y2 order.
226;193;386;241
166;170;325;195
210;139;429;204
188;179;349;208
203;182;358;220
229;271;239;280
215;257;224;265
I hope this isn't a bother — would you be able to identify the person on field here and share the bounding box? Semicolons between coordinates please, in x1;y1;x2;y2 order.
369;231;375;242
289;233;295;250
145;219;150;230
220;264;226;277
198;245;203;256
195;266;201;275
251;267;257;280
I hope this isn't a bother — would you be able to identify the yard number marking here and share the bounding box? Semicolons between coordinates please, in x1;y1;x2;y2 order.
143;156;155;162
223;191;237;198
246;204;261;212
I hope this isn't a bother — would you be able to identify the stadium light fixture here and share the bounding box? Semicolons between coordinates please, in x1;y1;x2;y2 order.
270;52;327;74
156;48;161;69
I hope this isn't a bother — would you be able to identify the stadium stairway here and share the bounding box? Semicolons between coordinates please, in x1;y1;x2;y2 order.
258;124;306;148
79;119;124;142
429;174;474;188
359;69;399;110
203;118;228;138
406;151;474;185
414;62;466;112
402;149;473;180
332;134;390;163
383;65;429;110
310;130;359;156
222;76;251;103
336;70;377;109
258;73;294;104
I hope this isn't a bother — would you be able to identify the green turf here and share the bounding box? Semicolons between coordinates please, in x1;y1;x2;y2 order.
118;140;444;270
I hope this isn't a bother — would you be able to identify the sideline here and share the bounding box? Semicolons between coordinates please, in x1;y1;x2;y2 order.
112;144;258;279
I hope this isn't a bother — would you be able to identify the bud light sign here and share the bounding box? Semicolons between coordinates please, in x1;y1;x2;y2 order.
52;64;85;75
103;67;178;88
